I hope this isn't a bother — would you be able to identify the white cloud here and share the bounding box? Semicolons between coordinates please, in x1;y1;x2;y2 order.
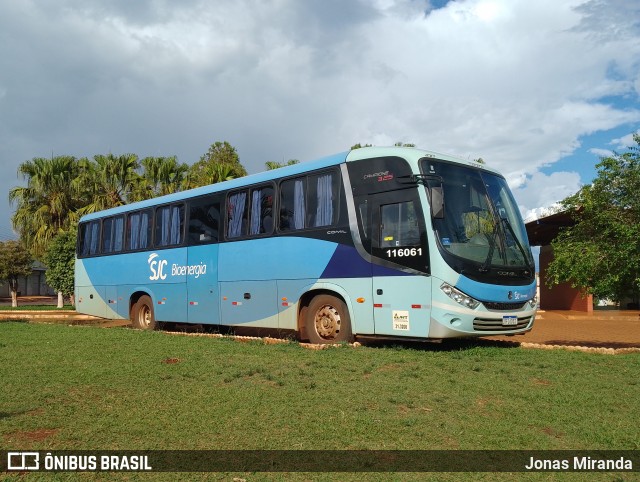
589;148;613;158
513;170;582;221
524;204;564;224
0;0;639;238
611;130;640;150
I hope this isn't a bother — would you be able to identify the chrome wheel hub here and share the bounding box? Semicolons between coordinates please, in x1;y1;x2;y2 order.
314;305;340;340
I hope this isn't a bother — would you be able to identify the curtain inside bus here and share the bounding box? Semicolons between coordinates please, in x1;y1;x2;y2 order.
314;173;333;226
293;179;305;229
228;191;247;238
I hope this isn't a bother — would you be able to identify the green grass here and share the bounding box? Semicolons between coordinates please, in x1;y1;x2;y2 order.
1;322;638;481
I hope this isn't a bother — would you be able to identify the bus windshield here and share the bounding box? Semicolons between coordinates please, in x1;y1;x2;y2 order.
421;160;533;273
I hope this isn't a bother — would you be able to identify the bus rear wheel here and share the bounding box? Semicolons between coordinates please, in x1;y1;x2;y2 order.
304;295;353;344
132;295;157;330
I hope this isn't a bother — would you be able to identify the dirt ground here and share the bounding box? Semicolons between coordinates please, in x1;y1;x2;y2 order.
2;297;639;349
490;310;640;349
0;296;59;305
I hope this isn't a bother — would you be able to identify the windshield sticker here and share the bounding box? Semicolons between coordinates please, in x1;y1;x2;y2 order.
441;238;451;246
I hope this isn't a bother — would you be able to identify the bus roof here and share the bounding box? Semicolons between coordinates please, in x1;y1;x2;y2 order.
346;146;501;174
79;146;500;222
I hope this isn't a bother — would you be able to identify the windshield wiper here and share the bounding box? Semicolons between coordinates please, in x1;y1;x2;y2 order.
400;174;444;185
500;217;530;265
479;223;499;273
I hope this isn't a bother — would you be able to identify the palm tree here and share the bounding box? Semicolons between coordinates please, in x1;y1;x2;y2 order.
184;162;237;189
9;156;81;259
265;159;300;170
139;156;190;198
75;153;142;214
207;163;236;184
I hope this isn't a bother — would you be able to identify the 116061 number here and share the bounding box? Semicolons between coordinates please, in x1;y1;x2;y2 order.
386;247;422;258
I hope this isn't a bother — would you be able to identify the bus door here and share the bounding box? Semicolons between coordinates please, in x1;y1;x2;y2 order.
186;195;223;325
186;245;220;324
368;189;432;337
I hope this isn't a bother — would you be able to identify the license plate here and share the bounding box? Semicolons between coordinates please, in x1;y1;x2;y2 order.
502;316;518;326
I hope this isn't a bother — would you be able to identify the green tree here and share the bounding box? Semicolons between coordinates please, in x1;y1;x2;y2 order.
139;156;189;198
43;231;77;308
9;156;81;259
187;141;247;187
265;159;299;170
75;153;142;213
546;133;640;305
0;241;33;307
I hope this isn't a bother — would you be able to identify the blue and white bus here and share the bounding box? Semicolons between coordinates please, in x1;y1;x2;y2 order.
75;146;537;343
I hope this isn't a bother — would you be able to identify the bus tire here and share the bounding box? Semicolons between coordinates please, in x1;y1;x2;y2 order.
304;295;353;344
132;295;157;330
298;305;309;341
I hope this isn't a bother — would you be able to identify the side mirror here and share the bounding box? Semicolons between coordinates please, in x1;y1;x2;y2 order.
430;186;444;219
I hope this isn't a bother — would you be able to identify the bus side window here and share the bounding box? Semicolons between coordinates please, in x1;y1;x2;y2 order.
227;190;248;238
188;196;220;244
380;201;420;248
308;172;337;227
357;201;369;240
249;185;274;235
279;178;305;231
155;204;185;247
102;215;124;254
127;209;152;250
79;220;100;257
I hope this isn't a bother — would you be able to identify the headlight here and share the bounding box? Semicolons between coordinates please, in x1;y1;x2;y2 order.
528;296;538;309
440;283;480;310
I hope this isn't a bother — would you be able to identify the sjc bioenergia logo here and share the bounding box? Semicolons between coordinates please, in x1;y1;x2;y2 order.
148;253;167;280
148;253;207;281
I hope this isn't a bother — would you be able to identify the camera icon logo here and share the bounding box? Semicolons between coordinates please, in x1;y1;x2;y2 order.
7;452;40;470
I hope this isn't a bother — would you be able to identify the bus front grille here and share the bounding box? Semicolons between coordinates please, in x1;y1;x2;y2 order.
473;316;532;332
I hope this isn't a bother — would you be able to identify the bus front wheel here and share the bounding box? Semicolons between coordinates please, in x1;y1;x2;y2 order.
304;295;353;344
132;295;157;330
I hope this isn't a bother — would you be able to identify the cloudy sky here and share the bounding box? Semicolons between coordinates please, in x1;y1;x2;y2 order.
1;0;639;241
